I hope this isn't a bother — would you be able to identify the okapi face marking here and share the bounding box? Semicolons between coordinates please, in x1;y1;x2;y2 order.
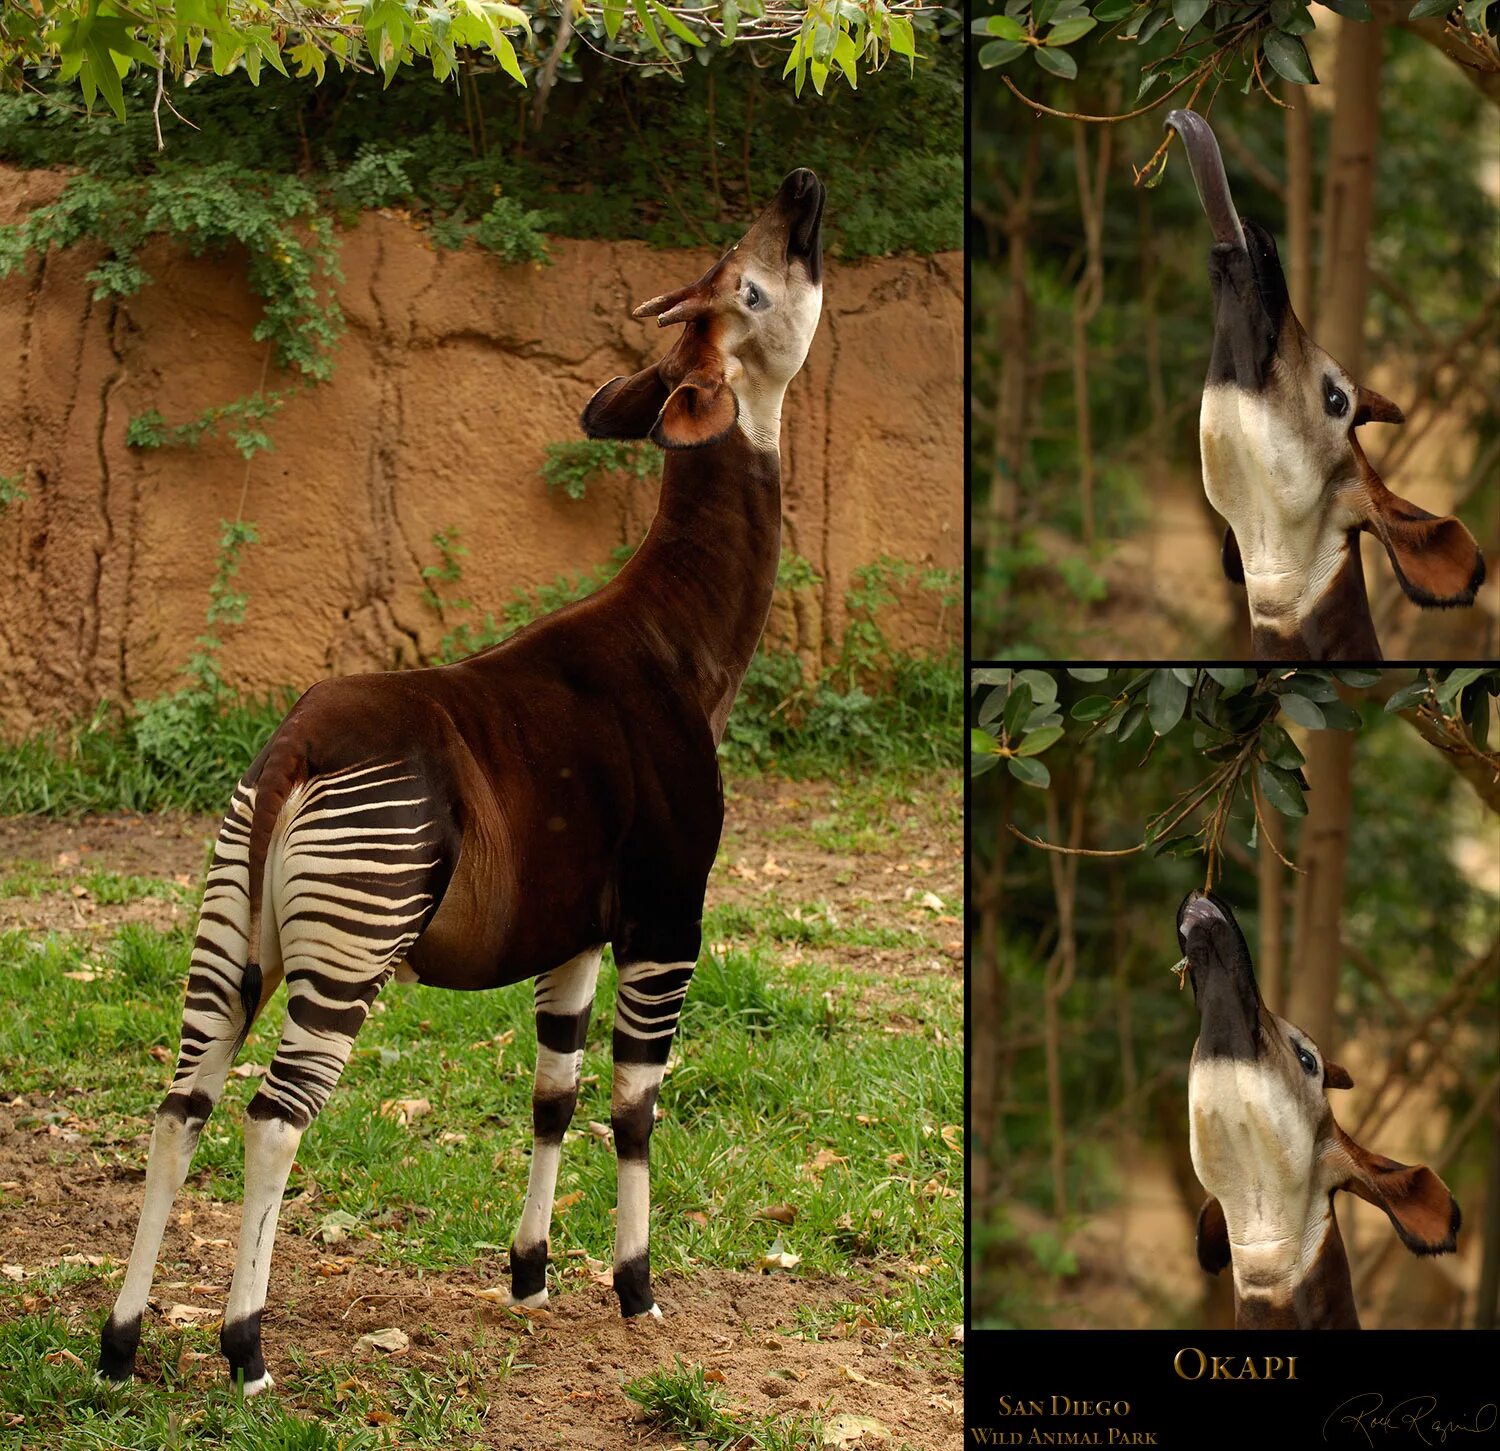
1178;892;1460;1328
581;168;825;454
1167;109;1485;660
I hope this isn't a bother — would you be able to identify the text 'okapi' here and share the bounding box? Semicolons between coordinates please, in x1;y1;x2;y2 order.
1177;892;1460;1329
98;169;828;1395
1167;108;1485;662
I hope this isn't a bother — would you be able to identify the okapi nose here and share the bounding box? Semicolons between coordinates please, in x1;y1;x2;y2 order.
1181;893;1225;934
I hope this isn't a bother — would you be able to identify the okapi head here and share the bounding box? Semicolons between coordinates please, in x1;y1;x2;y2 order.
1166;109;1485;660
1177;891;1460;1328
582;168;826;455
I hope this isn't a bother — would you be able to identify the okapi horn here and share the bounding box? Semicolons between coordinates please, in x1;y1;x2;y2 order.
1166;109;1248;252
632;281;714;327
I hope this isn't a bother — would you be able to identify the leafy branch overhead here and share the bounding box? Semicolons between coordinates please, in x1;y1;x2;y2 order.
971;1;1497;116
971;666;1500;885
1;0;939;120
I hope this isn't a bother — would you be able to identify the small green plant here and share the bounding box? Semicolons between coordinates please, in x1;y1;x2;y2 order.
328;142;415;214
0;473;25;515
421;527;470;612
540;439;660;501
472;196;551;266
126;391;286;460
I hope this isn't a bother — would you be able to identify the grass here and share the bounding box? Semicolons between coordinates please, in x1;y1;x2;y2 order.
0;779;961;1449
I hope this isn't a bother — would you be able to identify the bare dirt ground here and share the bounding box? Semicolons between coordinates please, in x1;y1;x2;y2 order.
0;777;964;1448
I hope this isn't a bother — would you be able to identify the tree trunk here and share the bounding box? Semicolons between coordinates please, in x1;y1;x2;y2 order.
1256;805;1287;1017
1317;10;1386;370
1288;729;1355;1056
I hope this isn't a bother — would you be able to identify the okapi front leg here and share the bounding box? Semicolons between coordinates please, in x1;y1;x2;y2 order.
610;951;696;1319
508;947;603;1307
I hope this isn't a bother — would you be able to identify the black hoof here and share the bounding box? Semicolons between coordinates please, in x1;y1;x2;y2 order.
613;1253;655;1318
221;1311;266;1389
98;1312;141;1382
508;1240;548;1302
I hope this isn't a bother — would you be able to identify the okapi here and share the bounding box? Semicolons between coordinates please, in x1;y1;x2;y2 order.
1177;891;1460;1329
98;168;828;1394
1166;108;1485;661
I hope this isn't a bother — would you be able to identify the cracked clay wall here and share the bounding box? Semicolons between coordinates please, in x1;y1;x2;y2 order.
0;167;961;738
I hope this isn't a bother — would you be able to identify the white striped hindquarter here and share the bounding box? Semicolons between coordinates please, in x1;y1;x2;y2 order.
256;760;443;1127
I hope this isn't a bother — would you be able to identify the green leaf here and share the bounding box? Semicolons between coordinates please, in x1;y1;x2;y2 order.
1152;833;1203;859
1206;667;1250;693
1173;0;1211;29
1466;685;1491;751
1262;29;1318;84
972;13;1026;37
1015;670;1059;704
1278;692;1326;730
971;668;1012;688
1116;701;1147;743
1094;0;1138;17
971;728;1002;758
1067;668;1111;683
1003;684;1033;740
1259;723;1305;769
1147;669;1188;735
1071;695;1116;722
1332;668;1383;688
1281;672;1339;702
652;0;705;46
1319;0;1372;16
1016;726;1065;757
1407;0;1452;16
1034;45;1078;77
977;688;1007;728
602;0;625;39
1436;666;1486;707
1257;762;1308;818
1319;699;1363;731
1271;0;1316;31
1048;16;1097;43
1384;679;1431;713
1024;706;1063;731
1008;755;1052;789
979;38;1026;65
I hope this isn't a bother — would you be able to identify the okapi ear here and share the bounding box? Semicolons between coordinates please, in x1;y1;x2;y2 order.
1354;385;1404;428
1196;1196;1231;1275
1324;1059;1354;1090
581;364;670;440
1333;1126;1460;1257
1350;446;1486;608
650;375;739;450
1221;526;1245;586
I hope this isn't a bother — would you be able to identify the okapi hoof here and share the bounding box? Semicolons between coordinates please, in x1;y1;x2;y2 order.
614;1255;659;1320
97;1312;141;1382
506;1288;550;1311
221;1312;269;1397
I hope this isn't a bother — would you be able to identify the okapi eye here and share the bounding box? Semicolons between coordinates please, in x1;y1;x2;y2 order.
1323;378;1349;419
744;281;765;309
1296;1045;1317;1076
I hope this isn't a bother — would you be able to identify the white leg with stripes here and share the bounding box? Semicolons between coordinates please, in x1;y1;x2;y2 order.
509;948;603;1307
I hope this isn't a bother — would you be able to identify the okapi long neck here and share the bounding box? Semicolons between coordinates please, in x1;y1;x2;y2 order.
611;432;782;741
1245;533;1382;661
1230;1200;1361;1330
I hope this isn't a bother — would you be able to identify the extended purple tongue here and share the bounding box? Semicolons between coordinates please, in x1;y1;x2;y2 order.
1165;108;1248;252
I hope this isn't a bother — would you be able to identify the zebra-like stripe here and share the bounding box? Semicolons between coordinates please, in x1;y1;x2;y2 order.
251;761;442;1128
613;961;694;1044
173;782;257;1085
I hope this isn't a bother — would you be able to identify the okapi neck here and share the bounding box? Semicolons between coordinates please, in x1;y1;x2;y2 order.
613;432;784;739
1250;535;1381;662
1232;1205;1361;1330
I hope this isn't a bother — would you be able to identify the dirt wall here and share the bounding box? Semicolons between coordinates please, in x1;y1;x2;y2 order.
0;168;962;737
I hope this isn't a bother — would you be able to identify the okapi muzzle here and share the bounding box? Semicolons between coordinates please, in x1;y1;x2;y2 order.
582;168;825;454
1178;891;1460;1328
1167;109;1485;661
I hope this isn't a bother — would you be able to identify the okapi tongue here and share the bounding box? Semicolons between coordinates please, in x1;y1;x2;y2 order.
1166;109;1248;252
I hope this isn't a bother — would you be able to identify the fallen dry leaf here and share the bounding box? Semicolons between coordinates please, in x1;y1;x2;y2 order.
554;1190;584;1213
62;970;99;983
318;1210;361;1245
822;1413;892;1446
44;1349;85;1369
230;1063;267;1079
756;1204;796;1225
1;1265;25;1282
354;1327;409;1356
683;1210;710;1227
756;1236;800;1274
148;1046;172;1064
379;1097;431;1126
164;1303;215;1327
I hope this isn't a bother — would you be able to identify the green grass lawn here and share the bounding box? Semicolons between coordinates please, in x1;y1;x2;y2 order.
0;777;962;1450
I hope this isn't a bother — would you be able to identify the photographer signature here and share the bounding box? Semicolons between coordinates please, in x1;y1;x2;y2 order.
1324;1393;1498;1447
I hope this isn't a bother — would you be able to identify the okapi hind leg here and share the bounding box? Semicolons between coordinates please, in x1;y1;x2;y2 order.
100;783;281;1383
610;932;699;1320
508;947;604;1307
